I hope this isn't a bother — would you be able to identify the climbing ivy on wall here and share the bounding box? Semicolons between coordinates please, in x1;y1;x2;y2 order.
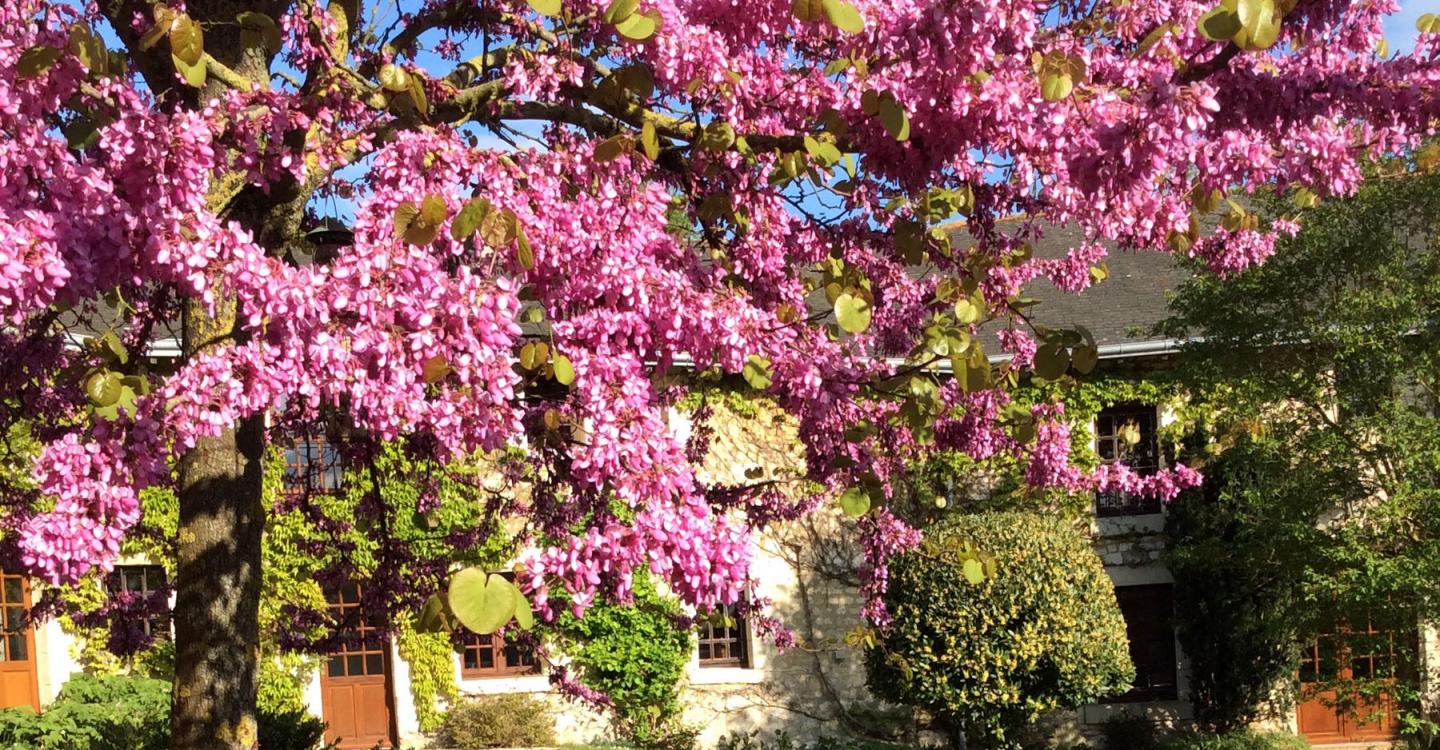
554;575;695;748
895;374;1189;525
58;442;508;724
395;619;459;732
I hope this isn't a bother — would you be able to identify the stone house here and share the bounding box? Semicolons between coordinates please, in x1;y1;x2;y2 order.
1;230;1433;749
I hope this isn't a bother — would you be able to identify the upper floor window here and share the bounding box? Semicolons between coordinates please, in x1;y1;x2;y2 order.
460;632;540;678
283;439;343;496
698;603;749;668
1111;584;1178;702
107;564;170;640
1095;403;1162;516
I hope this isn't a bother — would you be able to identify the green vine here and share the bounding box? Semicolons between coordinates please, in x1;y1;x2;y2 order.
395;619;459;732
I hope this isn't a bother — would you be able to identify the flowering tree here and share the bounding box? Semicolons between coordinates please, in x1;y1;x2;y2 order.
2;0;1438;745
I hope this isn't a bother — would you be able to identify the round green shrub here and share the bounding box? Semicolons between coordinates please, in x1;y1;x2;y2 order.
865;512;1134;749
437;693;557;749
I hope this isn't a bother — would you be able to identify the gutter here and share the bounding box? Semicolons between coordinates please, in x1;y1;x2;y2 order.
66;333;1191;373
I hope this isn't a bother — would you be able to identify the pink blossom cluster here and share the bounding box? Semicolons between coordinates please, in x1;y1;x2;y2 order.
857;508;923;627
1;0;1438;636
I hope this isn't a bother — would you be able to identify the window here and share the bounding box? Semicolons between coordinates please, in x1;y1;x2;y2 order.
283;439;343;496
698;603;749;668
0;574;28;663
1112;584;1178;702
325;582;388;679
460;632;540;678
107;565;170;640
1095;403;1162;516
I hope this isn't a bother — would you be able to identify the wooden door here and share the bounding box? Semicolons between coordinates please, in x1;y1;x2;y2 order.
0;573;38;711
1297;610;1411;744
320;583;395;749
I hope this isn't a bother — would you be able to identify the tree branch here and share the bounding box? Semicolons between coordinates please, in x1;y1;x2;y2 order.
1179;44;1242;84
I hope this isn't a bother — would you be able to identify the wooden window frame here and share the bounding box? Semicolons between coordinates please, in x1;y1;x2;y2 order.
697;603;750;669
1095;403;1163;517
324;582;389;680
282;438;343;497
1111;583;1178;703
459;632;540;679
107;564;171;640
0;573;31;665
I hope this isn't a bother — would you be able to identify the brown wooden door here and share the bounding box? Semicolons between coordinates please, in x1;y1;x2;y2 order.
0;573;39;711
1297;611;1410;744
320;583;395;749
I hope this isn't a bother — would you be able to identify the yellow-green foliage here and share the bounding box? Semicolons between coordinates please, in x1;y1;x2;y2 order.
438;693;557;749
55;483;179;676
395;619;459;732
866;512;1133;749
48;440;515;718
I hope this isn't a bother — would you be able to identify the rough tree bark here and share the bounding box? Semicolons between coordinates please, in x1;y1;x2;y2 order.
169;299;267;750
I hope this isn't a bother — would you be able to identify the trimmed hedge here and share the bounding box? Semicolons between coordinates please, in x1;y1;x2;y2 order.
866;512;1134;749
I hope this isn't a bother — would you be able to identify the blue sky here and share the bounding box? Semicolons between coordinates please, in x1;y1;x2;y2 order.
1386;0;1433;54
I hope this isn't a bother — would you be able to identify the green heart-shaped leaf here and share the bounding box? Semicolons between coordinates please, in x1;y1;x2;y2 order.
877;97;909;141
615;12;658;41
1197;7;1242;41
835;292;872;334
962;557;984;585
451;199;490;241
1034;343;1071;380
821;0;864;34
449;569;518;635
838;487;871;517
169;15;203;66
742;355;773;390
17;47;61;78
1040;71;1072;101
604;0;638;23
422;355;450;383
553;355;575;386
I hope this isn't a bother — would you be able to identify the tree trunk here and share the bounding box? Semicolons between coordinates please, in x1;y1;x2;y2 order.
949;719;968;750
169;301;267;750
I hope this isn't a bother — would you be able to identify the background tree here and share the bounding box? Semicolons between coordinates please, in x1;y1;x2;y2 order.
865;512;1133;750
3;1;1439;748
1159;161;1440;730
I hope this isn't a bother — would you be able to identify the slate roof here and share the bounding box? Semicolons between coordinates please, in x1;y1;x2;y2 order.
948;222;1192;354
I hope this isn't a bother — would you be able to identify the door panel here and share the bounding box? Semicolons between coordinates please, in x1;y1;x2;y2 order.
1296;688;1347;744
1297;609;1412;745
0;574;37;711
319;583;394;749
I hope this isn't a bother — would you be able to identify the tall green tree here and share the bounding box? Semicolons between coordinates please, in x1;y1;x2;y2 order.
1159;163;1440;730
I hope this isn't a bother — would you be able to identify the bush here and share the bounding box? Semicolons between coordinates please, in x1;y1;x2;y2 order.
1158;731;1310;750
715;731;932;750
438;693;557;749
866;513;1134;750
1100;713;1157;750
0;673;170;750
1163;441;1314;732
556;576;694;749
258;707;332;750
0;673;334;750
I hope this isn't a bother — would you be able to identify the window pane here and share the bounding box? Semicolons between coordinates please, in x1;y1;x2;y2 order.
7;634;25;661
463;649;478;671
365;653;383;675
347;655;363;676
1112;585;1177;701
328;655;345;677
478;648;494;669
2;579;20;605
